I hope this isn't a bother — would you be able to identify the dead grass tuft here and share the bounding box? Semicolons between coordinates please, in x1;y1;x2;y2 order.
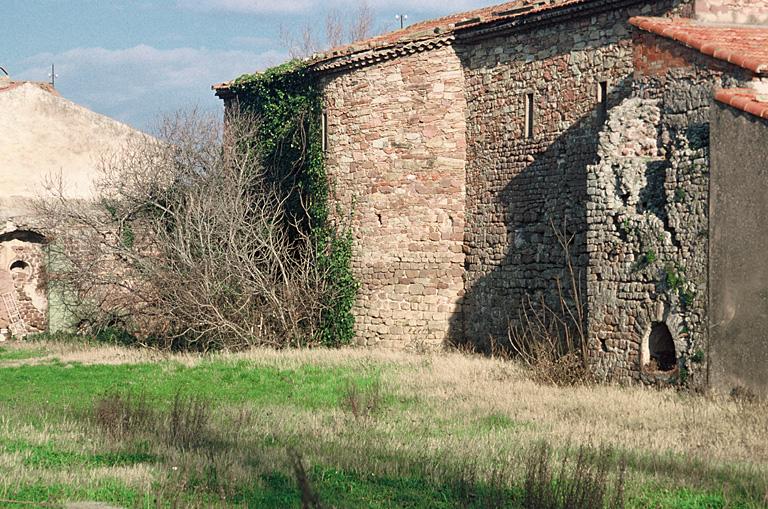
165;393;213;451
524;442;625;509
341;380;382;420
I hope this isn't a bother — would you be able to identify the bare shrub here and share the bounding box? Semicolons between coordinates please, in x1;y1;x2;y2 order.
505;220;593;386
524;441;626;509
37;109;331;350
281;0;376;58
341;380;382;419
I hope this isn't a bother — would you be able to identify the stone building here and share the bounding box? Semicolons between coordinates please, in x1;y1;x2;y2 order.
0;76;145;337
588;15;768;388
216;0;768;394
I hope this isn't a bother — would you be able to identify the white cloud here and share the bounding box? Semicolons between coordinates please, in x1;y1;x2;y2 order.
178;0;489;14
177;0;314;13
18;45;286;130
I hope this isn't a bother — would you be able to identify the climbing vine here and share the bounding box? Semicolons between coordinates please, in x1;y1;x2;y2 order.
231;61;358;346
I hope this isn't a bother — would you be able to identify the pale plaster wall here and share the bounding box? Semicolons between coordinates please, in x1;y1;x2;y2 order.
0;82;146;218
709;103;768;398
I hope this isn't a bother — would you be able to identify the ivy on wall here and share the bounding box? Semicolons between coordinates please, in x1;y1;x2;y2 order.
230;61;358;346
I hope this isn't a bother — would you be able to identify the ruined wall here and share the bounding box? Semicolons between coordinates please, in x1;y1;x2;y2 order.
455;3;677;348
321;45;467;348
695;0;768;23
0;231;48;336
709;103;768;398
585;32;753;385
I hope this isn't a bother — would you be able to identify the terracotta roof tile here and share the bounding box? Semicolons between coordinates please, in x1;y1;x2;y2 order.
715;88;768;119
311;0;585;68
630;16;768;75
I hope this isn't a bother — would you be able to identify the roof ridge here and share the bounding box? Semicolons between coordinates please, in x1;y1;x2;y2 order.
310;0;577;67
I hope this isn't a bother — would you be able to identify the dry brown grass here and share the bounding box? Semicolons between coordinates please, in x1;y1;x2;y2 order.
394;351;768;464
3;339;767;466
1;340;766;506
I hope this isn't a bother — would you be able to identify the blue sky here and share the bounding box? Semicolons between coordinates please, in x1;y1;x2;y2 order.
6;0;492;131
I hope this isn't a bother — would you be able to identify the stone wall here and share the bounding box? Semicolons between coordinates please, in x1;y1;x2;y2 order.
709;103;768;398
455;3;679;349
311;0;716;355
695;0;768;23
585;31;753;385
320;45;467;348
0;230;48;336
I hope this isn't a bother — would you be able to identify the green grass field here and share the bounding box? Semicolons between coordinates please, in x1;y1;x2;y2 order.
0;341;765;508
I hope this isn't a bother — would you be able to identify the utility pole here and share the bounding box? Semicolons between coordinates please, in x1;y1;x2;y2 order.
48;63;58;88
396;13;408;29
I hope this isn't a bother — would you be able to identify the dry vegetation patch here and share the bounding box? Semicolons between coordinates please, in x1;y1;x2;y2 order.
0;341;765;508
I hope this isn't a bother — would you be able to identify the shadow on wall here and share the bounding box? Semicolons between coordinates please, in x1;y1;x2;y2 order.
447;74;635;354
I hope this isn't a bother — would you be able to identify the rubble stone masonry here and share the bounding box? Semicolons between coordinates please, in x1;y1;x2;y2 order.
456;3;676;348
317;1;694;352
585;32;753;385
320;46;467;348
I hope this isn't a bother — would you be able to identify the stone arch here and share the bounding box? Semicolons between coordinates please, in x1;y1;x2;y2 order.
639;301;684;374
646;322;676;371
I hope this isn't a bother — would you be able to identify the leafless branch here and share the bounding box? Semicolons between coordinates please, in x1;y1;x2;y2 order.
35;109;331;350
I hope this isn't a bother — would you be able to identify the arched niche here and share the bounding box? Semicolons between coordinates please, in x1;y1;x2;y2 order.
642;322;677;372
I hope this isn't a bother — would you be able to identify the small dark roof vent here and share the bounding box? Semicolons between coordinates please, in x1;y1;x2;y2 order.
455;16;481;27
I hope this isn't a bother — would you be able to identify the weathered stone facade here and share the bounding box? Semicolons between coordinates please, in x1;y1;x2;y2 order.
218;0;768;391
318;1;690;351
0;229;48;336
586;33;754;385
320;45;467;348
457;5;647;347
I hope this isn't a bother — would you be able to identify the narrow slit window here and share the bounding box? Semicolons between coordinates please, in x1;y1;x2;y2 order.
597;81;608;123
321;111;328;153
524;92;534;139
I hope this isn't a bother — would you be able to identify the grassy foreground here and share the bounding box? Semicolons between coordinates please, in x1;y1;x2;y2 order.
0;341;766;508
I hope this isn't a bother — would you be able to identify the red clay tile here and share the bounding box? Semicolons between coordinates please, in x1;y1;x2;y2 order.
630;17;768;75
313;0;585;65
715;88;768;120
